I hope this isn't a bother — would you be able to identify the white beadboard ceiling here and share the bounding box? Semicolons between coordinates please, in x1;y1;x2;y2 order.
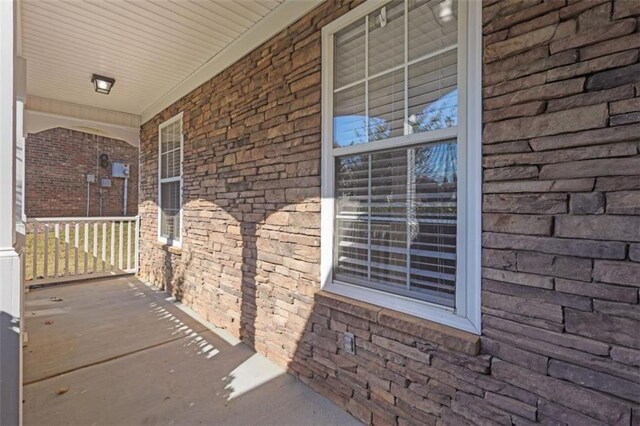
20;0;318;120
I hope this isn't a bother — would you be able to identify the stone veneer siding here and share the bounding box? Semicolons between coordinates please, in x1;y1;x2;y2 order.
138;0;640;424
26;127;138;217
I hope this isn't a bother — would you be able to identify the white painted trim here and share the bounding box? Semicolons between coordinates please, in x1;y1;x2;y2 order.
455;0;469;319
320;0;482;334
27;216;138;223
27;96;140;128
325;281;478;334
0;0;22;423
25;109;140;147
0;0;16;248
15;0;22;57
16;100;26;235
466;0;483;333
140;0;324;124
320;13;335;295
157;112;184;248
333;126;457;157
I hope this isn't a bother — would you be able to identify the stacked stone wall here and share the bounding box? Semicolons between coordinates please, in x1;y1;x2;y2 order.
139;1;640;424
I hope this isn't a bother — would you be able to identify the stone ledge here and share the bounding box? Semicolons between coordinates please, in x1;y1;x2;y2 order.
315;291;382;322
154;241;182;255
314;291;481;356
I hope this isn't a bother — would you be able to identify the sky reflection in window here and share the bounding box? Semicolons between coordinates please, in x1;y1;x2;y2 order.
334;89;458;148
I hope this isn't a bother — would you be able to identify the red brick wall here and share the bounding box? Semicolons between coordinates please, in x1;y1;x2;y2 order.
138;0;640;424
26;127;138;218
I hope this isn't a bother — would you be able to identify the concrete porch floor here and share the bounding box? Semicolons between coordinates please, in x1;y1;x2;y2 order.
23;276;360;426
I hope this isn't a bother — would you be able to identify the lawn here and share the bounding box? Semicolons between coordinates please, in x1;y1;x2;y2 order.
25;221;136;282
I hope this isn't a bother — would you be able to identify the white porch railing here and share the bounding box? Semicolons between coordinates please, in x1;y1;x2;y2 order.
25;216;139;287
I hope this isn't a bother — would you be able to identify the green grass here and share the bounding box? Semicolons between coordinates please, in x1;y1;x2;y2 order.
26;222;136;281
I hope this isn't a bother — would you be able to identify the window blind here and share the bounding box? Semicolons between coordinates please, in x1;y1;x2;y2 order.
332;0;459;308
160;122;181;179
334;141;457;307
160;180;181;240
333;0;459;148
159;119;182;241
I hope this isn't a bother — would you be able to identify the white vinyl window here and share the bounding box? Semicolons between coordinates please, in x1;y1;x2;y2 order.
321;0;481;333
158;113;183;246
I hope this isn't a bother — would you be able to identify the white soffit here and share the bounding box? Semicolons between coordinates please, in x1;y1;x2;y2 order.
21;0;322;123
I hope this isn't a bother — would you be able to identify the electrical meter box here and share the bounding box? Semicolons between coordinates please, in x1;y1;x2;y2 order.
112;162;130;178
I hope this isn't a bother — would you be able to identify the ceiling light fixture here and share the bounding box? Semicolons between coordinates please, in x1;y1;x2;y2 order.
91;74;115;95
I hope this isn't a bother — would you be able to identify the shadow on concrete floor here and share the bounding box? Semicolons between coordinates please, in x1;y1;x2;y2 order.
23;276;361;425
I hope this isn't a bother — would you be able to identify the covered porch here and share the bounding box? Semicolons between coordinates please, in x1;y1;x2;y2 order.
24;276;358;425
2;0;640;425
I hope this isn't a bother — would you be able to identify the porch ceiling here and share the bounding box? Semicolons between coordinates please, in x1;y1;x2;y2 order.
20;0;291;117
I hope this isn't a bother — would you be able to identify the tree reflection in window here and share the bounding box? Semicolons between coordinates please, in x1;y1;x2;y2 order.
333;89;457;148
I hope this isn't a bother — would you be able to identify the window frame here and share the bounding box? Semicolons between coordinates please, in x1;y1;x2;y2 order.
157;112;184;247
320;0;482;334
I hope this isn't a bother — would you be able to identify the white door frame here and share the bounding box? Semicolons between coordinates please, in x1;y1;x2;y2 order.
0;0;23;424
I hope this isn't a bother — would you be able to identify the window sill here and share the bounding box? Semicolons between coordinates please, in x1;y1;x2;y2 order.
155;241;182;255
315;289;480;356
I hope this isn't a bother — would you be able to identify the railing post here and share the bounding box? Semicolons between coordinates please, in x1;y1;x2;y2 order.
84;222;89;275
101;222;107;272
64;223;69;277
32;222;38;280
126;219;132;271
43;223;49;279
92;222;98;273
110;222;115;272
74;223;79;275
118;220;124;270
53;223;60;277
134;216;140;273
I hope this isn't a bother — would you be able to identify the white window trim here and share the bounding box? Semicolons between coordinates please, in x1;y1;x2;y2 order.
320;0;482;334
157;112;184;248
